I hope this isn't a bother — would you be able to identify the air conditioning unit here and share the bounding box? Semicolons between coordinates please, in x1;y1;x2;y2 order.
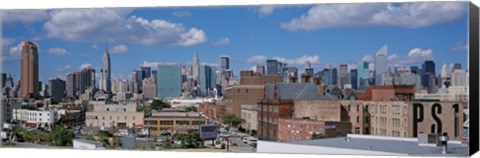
417;132;440;146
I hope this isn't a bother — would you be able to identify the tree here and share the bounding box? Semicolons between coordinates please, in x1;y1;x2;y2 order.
48;126;75;146
151;99;171;110
176;132;203;148
86;135;96;141
9;125;24;143
185;106;197;112
162;139;173;149
222;114;245;128
311;133;326;140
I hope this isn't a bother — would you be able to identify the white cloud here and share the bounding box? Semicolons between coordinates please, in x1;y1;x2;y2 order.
281;2;467;31
361;55;374;62
213;37;230;46
48;47;71;56
247;55;267;64
56;64;71;72
141;61;161;68
111;44;129;53
8;42;23;59
387;48;434;66
274;55;320;65
258;6;280;17
173;11;192;17
92;44;98;49
79;63;93;70
44;9;207;46
451;40;468;52
2;10;50;24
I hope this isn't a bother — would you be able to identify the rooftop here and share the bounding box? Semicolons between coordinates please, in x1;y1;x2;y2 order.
284;134;468;156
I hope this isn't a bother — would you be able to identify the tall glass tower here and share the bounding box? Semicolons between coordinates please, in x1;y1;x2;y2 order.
157;63;182;99
374;45;388;85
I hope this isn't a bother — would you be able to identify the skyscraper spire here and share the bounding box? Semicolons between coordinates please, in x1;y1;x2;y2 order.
100;40;112;92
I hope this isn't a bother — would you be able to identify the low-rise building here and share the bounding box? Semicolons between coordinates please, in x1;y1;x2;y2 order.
144;111;208;136
241;104;258;132
278;118;351;142
12;109;58;128
85;101;143;129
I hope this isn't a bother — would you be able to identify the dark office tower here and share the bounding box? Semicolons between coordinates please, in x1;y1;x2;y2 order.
1;73;6;88
66;72;77;98
266;59;279;75
278;62;286;76
452;63;462;72
20;41;39;98
332;68;338;86
255;65;265;75
199;65;217;96
339;64;348;88
421;60;436;88
220;56;230;71
410;66;420;74
322;68;331;85
305;68;314;78
48;77;66;101
80;66;95;94
350;69;358;90
141;66;151;79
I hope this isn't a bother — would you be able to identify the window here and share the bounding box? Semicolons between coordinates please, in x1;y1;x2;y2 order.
348;105;351;111
246;89;249;93
176;121;190;125
356;116;359;123
107;108;109;111
237;89;240;93
192;121;206;125
159;121;173;125
356;105;359;112
365;105;368;112
355;127;360;134
365;116;369;124
133;116;135;120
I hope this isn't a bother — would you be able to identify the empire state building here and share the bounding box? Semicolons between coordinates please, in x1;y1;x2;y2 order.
100;42;111;92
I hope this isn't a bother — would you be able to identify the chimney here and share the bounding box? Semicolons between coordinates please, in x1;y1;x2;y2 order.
289;76;297;83
314;77;325;96
301;73;311;83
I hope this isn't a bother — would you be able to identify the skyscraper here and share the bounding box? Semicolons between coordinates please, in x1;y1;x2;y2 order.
331;68;338;85
451;69;468;86
266;59;278;75
199;65;216;96
255;65;265;75
140;66;151;79
452;63;462;72
100;43;111;92
49;77;66;101
79;66;95;94
358;61;369;89
157;63;182;99
20;41;39;98
192;50;200;80
374;45;388;85
220;56;230;72
421;60;436;89
339;64;349;88
66;72;77;98
350;69;358;90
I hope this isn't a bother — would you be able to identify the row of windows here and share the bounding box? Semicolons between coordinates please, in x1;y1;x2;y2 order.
287;134;311;141
144;120;206;126
103;116;136;121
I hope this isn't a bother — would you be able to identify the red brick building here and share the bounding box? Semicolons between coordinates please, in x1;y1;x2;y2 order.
278;118;351;142
200;100;226;123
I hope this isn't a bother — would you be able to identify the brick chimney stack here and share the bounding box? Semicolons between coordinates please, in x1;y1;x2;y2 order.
301;73;311;83
314;76;326;96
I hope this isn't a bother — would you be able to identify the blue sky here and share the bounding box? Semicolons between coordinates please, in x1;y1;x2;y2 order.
1;2;469;83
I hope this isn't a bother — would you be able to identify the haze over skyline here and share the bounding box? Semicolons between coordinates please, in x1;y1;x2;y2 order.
1;2;469;83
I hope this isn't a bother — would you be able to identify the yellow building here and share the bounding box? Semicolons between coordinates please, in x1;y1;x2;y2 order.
144;111;208;136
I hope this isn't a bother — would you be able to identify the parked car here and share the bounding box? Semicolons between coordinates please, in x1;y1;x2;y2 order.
242;136;250;143
214;140;225;149
247;138;257;146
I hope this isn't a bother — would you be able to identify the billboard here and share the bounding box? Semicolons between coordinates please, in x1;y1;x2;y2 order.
199;124;219;140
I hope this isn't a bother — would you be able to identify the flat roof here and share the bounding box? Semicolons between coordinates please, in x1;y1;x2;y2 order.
284;135;468;156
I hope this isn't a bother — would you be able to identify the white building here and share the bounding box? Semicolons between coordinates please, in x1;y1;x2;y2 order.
415;86;469;102
12;109;58;128
73;139;105;150
241;104;258;131
451;69;468;86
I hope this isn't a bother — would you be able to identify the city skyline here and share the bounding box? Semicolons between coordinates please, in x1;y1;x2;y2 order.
2;2;469;83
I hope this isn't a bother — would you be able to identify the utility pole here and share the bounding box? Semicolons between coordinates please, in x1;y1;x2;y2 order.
112;121;116;149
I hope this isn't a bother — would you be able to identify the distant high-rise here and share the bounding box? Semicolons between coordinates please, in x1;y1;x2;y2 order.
199;65;216;96
140;66;151;79
49;77;66;101
1;73;6;88
284;67;298;83
339;64;348;88
66;72;77;98
151;70;158;80
452;63;462;72
79;66;96;94
192;50;200;80
421;60;436;89
220;56;230;72
157;63;182;99
410;66;420;74
305;61;312;69
99;42;111;92
358;61;370;89
451;69;468;86
255;65;265;75
20;41;39;98
322;68;331;85
331;68;338;85
374;45;388;85
350;69;358;89
266;59;278;75
142;76;157;99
